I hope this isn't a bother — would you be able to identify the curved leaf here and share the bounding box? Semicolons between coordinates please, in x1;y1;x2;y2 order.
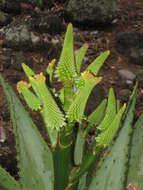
78;172;88;190
17;81;41;111
74;126;85;165
88;99;107;126
67;71;102;123
0;165;20;190
127;114;143;190
97;88;116;131
96;103;126;147
0;74;54;190
87;51;110;76
88;85;137;190
29;74;65;129
22;63;35;78
75;44;88;74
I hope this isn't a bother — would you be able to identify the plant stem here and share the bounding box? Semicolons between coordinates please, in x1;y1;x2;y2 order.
67;145;101;189
53;126;73;190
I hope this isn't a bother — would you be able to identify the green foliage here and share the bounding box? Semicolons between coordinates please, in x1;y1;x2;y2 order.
89;84;137;190
55;23;77;84
127;114;143;190
0;165;20;190
97;88;116;132
0;23;142;190
0;75;54;190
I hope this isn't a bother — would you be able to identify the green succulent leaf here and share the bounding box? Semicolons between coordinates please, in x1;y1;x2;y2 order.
0;165;20;190
97;88;116;131
67;71;102;123
17;81;41;111
96;103;126;147
88;84;137;190
22;63;35;78
127;114;143;190
29;73;66;145
30;74;66;130
74;125;86;165
58;88;64;104
17;72;66;146
63;86;74;112
0;74;54;190
55;23;77;84
0;76;54;190
78;172;88;190
87;50;110;76
88;99;107;126
75;44;88;74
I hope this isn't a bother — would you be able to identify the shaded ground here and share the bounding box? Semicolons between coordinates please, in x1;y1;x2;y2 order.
0;0;143;179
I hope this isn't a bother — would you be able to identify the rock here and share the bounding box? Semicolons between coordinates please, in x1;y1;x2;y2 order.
32;16;65;35
85;84;106;116
119;89;131;102
4;24;53;51
11;51;33;71
0;10;11;26
130;47;143;65
65;0;116;25
118;69;136;81
116;32;143;65
0;0;21;14
5;24;32;50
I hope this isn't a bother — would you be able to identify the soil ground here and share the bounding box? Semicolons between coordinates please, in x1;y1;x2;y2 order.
0;0;143;179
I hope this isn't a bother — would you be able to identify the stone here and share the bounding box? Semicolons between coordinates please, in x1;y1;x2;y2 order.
5;24;31;50
0;0;21;14
85;84;106;116
130;47;143;65
116;32;143;65
0;10;11;26
65;0;116;25
32;16;65;35
11;51;33;71
118;69;136;81
4;24;53;52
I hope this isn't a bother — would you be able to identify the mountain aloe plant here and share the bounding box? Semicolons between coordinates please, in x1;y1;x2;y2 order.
0;23;143;190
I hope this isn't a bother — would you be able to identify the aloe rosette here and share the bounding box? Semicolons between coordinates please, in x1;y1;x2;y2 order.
0;23;143;190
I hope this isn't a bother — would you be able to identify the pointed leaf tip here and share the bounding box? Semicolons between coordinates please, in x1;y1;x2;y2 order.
22;63;35;78
97;87;116;132
87;50;110;76
96;103;126;147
